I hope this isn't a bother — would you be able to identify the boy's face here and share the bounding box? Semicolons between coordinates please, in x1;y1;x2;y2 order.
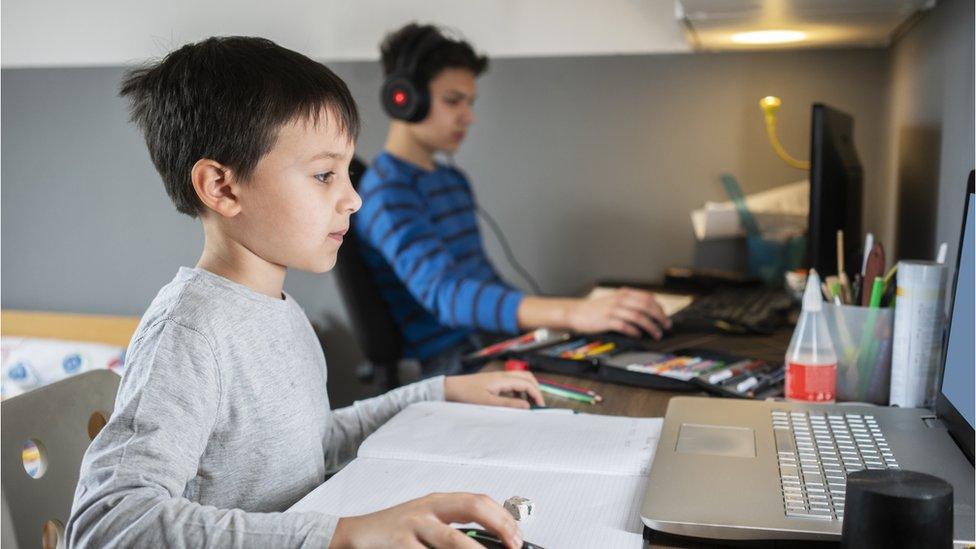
410;67;477;153
232;109;361;274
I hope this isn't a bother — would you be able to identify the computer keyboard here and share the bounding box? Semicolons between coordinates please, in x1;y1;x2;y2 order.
670;287;794;334
772;410;899;521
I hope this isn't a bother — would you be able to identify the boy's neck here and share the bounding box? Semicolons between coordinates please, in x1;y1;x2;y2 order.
384;122;436;171
196;221;287;300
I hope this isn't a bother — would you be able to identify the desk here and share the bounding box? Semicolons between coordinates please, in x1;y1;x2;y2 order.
481;327;793;417
479;327;796;549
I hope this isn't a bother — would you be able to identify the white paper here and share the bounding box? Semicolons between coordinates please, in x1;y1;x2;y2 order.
358;401;663;476
290;458;646;548
691;180;809;241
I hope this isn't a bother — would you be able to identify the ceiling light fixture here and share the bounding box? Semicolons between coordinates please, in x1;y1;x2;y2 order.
730;30;807;44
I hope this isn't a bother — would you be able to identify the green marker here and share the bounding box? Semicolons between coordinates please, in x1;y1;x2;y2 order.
868;276;885;308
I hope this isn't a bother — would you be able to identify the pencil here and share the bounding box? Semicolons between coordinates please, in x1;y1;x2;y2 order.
537;377;602;401
539;384;596;404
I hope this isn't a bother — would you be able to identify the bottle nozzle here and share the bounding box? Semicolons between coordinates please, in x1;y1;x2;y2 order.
803;269;823;312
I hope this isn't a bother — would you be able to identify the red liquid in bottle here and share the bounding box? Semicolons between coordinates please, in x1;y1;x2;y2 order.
785;361;837;402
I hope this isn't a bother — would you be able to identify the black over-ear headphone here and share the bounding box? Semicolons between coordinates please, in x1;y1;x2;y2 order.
381;27;446;123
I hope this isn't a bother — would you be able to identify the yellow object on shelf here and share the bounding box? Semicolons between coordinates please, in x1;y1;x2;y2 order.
760;96;811;171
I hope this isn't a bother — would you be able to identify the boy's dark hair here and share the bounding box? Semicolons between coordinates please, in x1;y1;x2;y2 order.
380;23;488;84
120;36;360;217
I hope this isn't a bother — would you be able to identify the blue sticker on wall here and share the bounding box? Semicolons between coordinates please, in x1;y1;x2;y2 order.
8;362;28;380
62;354;83;373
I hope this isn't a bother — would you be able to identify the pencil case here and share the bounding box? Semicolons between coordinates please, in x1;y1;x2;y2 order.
516;333;701;391
684;348;784;399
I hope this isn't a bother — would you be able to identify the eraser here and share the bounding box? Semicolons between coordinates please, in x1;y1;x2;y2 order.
503;496;534;521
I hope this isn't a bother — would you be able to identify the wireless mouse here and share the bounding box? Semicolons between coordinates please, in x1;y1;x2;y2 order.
456;528;545;549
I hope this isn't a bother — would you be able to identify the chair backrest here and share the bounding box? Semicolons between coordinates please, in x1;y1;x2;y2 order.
333;156;403;387
1;369;120;549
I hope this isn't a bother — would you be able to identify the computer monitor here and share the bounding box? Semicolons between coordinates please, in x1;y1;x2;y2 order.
936;170;975;464
807;103;863;278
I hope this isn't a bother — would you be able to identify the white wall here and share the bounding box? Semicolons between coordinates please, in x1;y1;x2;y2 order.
0;0;690;68
879;0;974;263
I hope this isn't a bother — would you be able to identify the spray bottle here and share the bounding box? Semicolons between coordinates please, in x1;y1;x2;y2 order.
785;270;838;402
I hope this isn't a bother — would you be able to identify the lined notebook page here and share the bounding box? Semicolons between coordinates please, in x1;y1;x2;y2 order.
290;458;646;548
357;402;663;476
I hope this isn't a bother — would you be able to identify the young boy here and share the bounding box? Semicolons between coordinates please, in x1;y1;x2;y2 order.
66;36;542;549
357;23;672;378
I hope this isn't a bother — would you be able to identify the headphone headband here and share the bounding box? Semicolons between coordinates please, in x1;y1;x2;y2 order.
394;27;446;81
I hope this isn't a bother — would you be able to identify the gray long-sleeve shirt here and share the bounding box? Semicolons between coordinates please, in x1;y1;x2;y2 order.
67;267;444;548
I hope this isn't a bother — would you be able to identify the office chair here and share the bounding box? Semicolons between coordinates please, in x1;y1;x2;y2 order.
1;369;120;549
333;156;404;390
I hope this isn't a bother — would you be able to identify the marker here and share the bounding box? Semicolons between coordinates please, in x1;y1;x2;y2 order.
707;360;757;384
720;368;759;388
579;342;616;357
544;338;589;356
735;376;760;393
473;331;537;357
747;368;786;397
868;276;885;308
562;340;603;358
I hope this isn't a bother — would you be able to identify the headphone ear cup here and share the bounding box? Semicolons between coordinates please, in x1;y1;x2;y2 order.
381;73;430;123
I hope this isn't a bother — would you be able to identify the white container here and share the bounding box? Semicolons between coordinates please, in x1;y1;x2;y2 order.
890;261;948;408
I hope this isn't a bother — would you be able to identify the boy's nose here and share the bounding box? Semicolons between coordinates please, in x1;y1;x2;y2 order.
345;187;362;214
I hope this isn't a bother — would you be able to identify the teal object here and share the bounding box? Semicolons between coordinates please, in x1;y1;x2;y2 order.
747;233;807;285
720;174;760;236
721;174;806;285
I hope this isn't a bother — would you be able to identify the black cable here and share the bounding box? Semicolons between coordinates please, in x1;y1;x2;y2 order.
444;155;544;295
474;202;545;296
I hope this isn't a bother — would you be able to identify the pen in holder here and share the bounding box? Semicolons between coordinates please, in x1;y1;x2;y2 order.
823;303;894;404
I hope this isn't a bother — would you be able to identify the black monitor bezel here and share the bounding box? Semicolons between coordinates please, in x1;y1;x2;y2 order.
936;170;975;465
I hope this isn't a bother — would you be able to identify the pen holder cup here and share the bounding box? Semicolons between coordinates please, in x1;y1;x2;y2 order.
747;233;806;286
823;304;894;405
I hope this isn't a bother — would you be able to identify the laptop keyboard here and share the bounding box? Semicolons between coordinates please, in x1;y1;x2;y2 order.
772;410;899;521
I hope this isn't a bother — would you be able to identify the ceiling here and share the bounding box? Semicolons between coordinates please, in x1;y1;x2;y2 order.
1;0;936;68
678;0;936;50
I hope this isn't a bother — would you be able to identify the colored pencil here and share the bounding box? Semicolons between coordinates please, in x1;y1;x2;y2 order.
536;377;602;401
539;384;595;404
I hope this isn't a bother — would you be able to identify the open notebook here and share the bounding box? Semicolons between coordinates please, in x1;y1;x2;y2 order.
289;401;663;548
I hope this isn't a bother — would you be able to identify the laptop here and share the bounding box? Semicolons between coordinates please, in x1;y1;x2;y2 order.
641;171;976;544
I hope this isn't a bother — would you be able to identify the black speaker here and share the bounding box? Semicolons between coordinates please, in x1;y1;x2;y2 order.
380;28;445;123
841;469;953;548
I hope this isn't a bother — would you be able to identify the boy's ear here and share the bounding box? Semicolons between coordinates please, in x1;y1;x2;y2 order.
190;158;241;218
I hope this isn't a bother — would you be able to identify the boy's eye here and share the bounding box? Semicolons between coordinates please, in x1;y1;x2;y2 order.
314;172;335;183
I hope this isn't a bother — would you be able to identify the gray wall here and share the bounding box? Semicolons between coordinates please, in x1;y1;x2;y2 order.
881;0;974;266
5;11;968;400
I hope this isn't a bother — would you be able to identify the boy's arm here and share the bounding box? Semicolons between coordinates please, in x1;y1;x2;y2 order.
358;181;670;338
357;181;523;334
323;375;446;472
67;320;337;548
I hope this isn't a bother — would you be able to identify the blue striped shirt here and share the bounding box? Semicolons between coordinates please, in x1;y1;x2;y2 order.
354;151;524;361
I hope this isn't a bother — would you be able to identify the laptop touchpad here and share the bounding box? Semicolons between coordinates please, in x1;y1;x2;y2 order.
675;423;756;458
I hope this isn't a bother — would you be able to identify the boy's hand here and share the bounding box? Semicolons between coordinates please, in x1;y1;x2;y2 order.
444;371;545;409
568;287;670;339
330;492;522;548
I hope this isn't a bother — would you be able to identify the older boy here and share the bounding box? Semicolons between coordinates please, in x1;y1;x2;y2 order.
66;36;540;549
357;23;671;377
